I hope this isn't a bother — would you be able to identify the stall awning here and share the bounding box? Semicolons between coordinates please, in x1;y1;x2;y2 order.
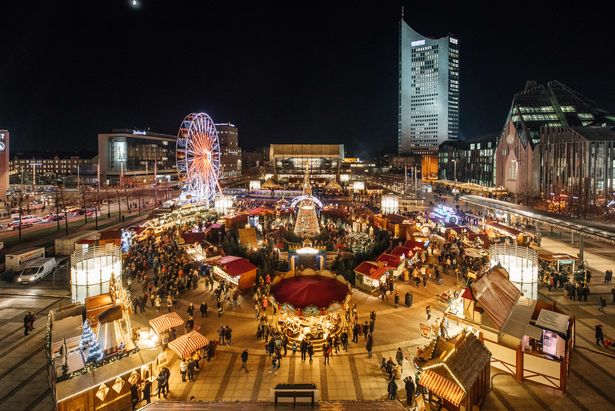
149;312;185;334
168;331;209;359
419;369;465;406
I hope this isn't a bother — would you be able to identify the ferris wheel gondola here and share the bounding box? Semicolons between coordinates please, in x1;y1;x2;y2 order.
176;112;222;203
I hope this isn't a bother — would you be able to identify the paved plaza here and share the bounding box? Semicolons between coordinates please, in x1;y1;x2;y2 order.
0;234;614;410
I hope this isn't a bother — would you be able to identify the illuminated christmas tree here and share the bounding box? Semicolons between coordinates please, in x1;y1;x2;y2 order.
294;167;320;238
80;320;104;363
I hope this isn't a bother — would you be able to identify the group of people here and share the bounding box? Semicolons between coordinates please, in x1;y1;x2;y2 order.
22;311;35;336
179;353;202;383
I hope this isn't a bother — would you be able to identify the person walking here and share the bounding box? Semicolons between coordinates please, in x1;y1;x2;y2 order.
595;324;605;346
225;326;233;345
179;359;188;382
396;347;404;371
23;313;30;336
300;340;308;361
187;358;196;382
611;286;615;304
387;376;398;400
366;334;374;358
341;330;349;351
323;344;331;365
394;292;400;308
307;342;314;363
200;301;208;317
187;303;195;317
166;295;173;313
352;323;360;343
599;296;607;313
404;376;415;407
241;349;249;371
131;383;140;410
142;379;152;404
426;305;431;321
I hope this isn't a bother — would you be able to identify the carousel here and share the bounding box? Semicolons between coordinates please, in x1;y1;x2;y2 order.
269;269;351;350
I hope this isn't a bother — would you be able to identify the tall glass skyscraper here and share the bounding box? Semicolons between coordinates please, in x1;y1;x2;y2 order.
398;20;459;155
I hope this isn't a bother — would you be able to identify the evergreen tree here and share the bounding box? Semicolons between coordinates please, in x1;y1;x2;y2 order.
79;320;95;351
80;320;104;363
86;339;104;363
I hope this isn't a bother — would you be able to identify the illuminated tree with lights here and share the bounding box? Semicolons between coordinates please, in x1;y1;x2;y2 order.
80;320;104;363
294;167;320;238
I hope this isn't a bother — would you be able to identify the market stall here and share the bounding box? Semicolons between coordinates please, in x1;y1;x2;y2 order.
415;331;491;411
212;255;257;291
168;331;209;359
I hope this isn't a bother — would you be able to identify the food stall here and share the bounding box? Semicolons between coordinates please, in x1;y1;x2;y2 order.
353;261;391;292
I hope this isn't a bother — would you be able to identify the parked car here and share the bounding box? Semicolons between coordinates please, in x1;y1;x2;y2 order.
8;222;33;230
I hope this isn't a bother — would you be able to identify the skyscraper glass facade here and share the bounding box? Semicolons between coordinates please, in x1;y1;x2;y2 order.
398;21;459;155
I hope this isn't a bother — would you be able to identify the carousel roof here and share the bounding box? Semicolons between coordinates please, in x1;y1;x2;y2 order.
271;275;349;309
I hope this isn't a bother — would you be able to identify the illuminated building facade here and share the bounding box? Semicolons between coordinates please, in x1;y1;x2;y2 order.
216;123;242;179
398;20;459;155
270;144;344;180
541;126;615;207
10;153;96;185
495;81;615;201
98;129;177;185
0;130;9;198
438;133;498;187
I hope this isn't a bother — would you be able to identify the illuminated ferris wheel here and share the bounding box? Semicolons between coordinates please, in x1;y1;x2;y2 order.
176;112;222;202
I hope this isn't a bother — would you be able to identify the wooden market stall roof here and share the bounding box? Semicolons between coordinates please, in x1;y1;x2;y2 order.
469;266;521;330
216;256;257;278
55;348;161;403
417;332;491;407
238;227;258;248
353;261;390;280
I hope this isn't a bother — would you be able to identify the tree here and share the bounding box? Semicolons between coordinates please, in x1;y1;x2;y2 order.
80;320;104;363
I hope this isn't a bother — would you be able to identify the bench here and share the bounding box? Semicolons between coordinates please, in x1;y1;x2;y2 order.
274;390;315;407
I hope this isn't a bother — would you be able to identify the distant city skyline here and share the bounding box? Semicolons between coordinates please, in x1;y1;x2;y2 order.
1;2;614;157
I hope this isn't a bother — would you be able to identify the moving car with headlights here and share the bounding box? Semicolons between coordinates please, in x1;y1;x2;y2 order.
17;257;57;284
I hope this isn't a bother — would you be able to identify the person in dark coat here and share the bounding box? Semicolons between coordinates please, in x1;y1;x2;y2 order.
404;376;415;406
131;383;140;410
387;376;398;400
241;348;249;371
187;359;196;381
142;380;152;404
596;324;605;346
200;302;208;317
23;314;30;336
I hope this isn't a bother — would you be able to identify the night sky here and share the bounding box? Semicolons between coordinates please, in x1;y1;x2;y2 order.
1;1;614;157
